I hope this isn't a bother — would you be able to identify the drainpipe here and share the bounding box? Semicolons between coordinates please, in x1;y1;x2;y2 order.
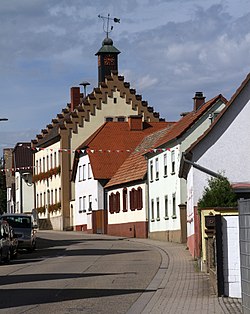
182;154;224;179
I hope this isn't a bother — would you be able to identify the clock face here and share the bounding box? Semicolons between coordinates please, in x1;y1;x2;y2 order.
104;55;115;66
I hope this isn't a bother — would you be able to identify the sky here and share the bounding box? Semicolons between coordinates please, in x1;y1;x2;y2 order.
0;0;250;152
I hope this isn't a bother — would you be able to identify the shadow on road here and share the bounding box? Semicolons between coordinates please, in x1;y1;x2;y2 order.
0;288;155;309
0;272;124;286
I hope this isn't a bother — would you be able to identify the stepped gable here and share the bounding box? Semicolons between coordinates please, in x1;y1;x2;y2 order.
105;122;175;188
31;72;163;148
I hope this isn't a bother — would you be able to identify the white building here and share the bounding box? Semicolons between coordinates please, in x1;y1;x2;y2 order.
105;124;173;238
4;143;34;214
179;72;250;258
145;93;227;243
72;116;169;234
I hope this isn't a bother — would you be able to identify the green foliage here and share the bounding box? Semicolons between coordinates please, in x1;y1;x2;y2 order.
0;158;7;214
198;175;237;210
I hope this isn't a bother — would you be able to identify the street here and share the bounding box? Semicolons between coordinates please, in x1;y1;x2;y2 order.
0;231;161;314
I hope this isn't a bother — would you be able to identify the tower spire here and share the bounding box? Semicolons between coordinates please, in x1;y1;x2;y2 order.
96;14;121;84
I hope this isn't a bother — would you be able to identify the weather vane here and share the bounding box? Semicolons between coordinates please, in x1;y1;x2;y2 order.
98;14;120;38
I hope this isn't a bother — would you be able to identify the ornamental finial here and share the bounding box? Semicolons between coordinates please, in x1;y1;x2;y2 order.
98;14;120;38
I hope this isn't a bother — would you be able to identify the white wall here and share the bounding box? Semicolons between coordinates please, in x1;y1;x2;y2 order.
222;215;241;298
186;89;250;240
74;154;100;230
148;146;181;233
148;98;226;235
107;183;147;225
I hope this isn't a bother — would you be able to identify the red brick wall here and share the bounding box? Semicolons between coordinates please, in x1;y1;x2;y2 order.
75;224;87;232
108;221;148;238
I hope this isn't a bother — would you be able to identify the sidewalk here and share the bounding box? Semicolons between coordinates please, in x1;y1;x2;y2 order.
126;238;242;314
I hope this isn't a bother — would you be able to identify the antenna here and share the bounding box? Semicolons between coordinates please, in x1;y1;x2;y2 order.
98;14;120;38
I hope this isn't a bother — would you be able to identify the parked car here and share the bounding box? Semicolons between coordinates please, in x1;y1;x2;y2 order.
0;220;11;263
0;214;37;252
9;226;18;258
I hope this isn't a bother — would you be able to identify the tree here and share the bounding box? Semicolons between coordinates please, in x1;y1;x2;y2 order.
0;158;7;214
198;175;237;210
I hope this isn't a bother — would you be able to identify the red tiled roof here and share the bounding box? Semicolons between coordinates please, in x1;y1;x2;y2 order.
73;121;172;180
152;94;227;149
105;125;174;188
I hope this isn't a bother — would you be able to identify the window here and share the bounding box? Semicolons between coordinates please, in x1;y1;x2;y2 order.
151;199;155;221
83;164;86;180
155;158;159;180
40;193;42;207
164;195;169;219
156;198;160;220
171;150;175;174
59;188;61;203
79;197;82;212
88;195;92;211
137;187;143;210
123;188;128;212
88;163;92;179
105;117;113;122
16;177;19;190
83;196;86;212
39;159;41;173
116;192;120;213
109;194;114;214
47;155;49;171
36;160;38;175
130;189;137;211
55;189;58;204
36;194;39;207
163;154;167;176
79;166;82;181
43;157;45;172
150;160;153;182
114;98;117;104
50;154;53;169
172;193;176;218
44;192;46;207
117;116;125;122
54;152;57;167
51;190;54;204
47;190;50;205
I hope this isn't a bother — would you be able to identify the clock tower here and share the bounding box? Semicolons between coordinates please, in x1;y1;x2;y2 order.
95;37;120;84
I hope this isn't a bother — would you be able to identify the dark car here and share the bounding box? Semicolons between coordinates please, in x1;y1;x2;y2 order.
9;226;18;258
1;214;37;252
0;220;11;263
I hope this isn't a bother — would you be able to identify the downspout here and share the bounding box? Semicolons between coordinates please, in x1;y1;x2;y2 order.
182;154;224;179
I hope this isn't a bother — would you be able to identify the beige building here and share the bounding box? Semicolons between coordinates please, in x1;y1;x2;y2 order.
32;37;164;230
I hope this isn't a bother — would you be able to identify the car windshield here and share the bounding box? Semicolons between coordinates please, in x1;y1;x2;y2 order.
3;216;31;229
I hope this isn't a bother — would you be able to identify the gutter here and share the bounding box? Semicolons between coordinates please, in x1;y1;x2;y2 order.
182;154;224;179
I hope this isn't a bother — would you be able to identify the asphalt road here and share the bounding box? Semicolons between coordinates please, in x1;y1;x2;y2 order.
0;231;161;314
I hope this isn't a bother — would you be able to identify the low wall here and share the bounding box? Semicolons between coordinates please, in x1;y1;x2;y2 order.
108;221;148;238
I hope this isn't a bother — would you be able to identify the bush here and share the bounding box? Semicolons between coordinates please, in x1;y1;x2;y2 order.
198;175;237;210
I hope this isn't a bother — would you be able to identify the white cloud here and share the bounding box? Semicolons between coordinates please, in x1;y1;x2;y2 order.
137;75;158;90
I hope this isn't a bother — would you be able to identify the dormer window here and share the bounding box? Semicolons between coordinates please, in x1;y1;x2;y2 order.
105;117;113;122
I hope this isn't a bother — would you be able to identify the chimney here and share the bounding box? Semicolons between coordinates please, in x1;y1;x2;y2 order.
70;87;81;112
193;92;206;111
128;115;143;131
